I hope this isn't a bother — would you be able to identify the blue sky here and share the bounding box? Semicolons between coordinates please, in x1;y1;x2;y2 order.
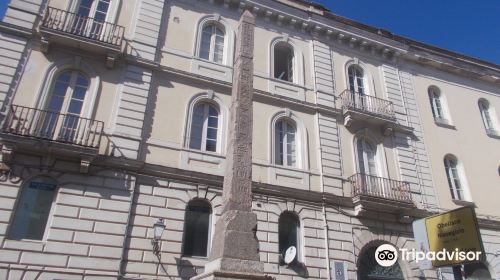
0;0;499;65
318;0;500;65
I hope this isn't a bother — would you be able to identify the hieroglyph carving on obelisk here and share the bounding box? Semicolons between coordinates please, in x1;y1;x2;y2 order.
192;10;270;280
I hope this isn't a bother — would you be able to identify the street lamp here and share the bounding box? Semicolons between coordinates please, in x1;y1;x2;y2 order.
152;218;165;256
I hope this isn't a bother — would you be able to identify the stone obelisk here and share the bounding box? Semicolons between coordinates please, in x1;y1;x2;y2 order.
192;10;269;280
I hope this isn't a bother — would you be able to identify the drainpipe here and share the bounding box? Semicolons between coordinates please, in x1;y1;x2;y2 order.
118;174;138;280
322;201;331;280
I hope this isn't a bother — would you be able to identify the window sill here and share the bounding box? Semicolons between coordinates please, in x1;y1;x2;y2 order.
194;57;231;68
452;199;475;207
181;255;209;260
191;58;233;83
268;79;306;102
268;165;311;190
180;149;225;176
3;238;45;252
269;77;304;88
270;163;306;173
6;237;44;243
182;148;224;158
434;118;455;129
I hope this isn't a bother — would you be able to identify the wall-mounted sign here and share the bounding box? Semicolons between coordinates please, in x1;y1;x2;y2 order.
425;207;484;267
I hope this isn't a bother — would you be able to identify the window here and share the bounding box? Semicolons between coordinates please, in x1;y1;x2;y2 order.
444;156;465;201
42;70;89;141
189;102;220;152
428;87;446;121
182;200;212;257
275;119;297;167
278;212;300;264
356;138;378;176
77;0;110;21
9;177;57;240
348;65;365;95
479;99;497;135
199;23;225;64
74;0;111;39
274;42;294;82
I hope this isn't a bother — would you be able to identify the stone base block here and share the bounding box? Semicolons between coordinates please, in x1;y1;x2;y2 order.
191;258;272;280
209;210;260;261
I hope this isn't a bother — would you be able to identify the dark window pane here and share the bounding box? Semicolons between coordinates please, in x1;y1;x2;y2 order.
53;82;69;97
206;128;217;140
10;179;56;240
208;116;218;128
76;74;89;87
48;96;64;112
206;139;217;152
189;105;205;150
68;100;83;114
278;212;299;258
274;43;293;82
183;201;211;257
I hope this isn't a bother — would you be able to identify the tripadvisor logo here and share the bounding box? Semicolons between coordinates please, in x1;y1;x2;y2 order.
375;244;482;267
375;244;398;267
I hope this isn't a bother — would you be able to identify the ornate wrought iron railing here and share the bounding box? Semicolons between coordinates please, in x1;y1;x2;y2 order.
349;173;412;202
339;90;396;119
2;105;104;148
42;7;124;46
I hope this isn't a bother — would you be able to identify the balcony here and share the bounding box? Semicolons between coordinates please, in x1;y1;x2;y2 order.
348;173;414;215
0;105;104;172
40;7;124;65
339;90;401;134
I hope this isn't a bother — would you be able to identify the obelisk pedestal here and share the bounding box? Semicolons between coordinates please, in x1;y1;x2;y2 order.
191;10;271;280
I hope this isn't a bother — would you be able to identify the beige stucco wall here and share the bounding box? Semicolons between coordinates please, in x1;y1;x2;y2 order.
11;50;122;134
412;66;500;216
144;72;322;191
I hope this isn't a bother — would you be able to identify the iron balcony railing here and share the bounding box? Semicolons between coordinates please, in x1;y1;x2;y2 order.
42;7;124;47
2;105;104;149
339;90;396;119
349;173;412;202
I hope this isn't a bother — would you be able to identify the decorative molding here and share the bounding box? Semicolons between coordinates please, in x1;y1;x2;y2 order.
80;155;94;173
0;143;15;164
40;36;49;53
189;0;499;84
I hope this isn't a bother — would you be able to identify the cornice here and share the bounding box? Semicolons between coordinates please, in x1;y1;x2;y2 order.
124;53;342;117
0;21;33;39
196;0;500;85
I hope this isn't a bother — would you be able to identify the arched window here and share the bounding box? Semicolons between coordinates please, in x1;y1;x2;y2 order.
428;87;446;121
275;118;297;167
279;212;300;264
43;70;89;141
274;42;294;82
182;200;212;257
9;177;57;240
199;23;225;64
444;155;465;201
356;138;378;176
189;102;220;152
348;65;365;95
478;99;497;134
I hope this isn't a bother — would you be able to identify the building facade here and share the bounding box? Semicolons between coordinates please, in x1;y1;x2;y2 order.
0;0;498;279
